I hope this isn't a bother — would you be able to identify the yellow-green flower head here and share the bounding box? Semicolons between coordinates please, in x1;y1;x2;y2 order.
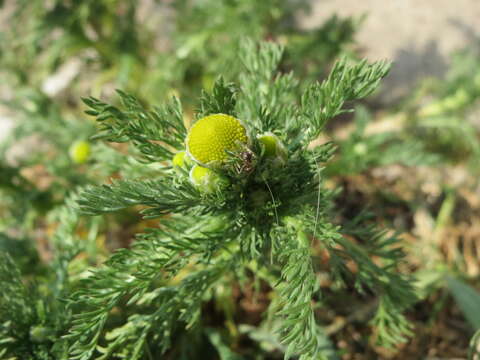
186;114;248;167
69;140;91;164
189;164;228;193
257;132;287;164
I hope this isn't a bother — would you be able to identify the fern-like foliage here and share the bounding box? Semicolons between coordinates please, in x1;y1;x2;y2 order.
300;58;391;143
0;252;35;358
0;193;95;360
83;92;186;162
197;76;238;118
272;221;320;359
65;40;414;359
66;215;240;359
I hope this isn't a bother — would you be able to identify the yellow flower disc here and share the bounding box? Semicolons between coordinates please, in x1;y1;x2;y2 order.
186;114;248;166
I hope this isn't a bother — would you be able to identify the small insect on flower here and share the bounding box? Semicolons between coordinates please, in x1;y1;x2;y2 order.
189;164;229;193
233;147;257;175
69;140;91;164
186;113;249;168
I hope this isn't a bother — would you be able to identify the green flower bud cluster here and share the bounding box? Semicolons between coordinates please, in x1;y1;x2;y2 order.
172;113;288;194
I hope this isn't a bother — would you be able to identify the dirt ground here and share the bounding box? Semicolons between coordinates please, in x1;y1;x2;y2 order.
300;0;480;103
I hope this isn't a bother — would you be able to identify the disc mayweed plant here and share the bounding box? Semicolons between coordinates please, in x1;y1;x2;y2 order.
67;41;416;360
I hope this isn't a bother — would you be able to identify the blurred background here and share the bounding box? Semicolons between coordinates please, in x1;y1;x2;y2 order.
0;1;479;359
303;0;480;104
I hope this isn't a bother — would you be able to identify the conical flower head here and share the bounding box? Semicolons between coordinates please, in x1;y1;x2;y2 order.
186;114;248;167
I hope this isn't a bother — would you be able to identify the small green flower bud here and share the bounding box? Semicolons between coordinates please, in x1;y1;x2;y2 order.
69;140;91;164
257;132;287;165
172;150;192;169
189;164;229;193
